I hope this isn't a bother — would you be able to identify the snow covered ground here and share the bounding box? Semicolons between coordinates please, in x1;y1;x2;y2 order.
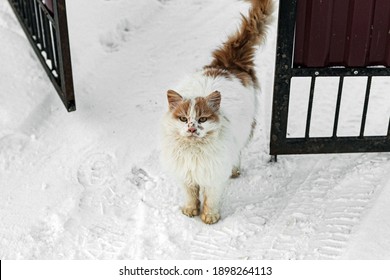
1;0;390;260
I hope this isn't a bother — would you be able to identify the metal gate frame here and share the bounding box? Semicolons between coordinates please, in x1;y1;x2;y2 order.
270;0;390;158
8;0;75;112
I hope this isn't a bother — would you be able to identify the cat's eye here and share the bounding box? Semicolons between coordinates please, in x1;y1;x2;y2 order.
179;116;187;122
198;117;208;123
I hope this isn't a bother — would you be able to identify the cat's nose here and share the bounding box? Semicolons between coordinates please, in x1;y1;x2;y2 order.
188;127;197;133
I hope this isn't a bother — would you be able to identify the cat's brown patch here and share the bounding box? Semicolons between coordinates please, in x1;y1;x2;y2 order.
249;119;257;140
167;90;191;119
172;100;191;119
168;91;221;124
205;0;273;87
167;90;183;111
194;92;220;123
195;100;219;122
204;64;254;87
203;66;231;80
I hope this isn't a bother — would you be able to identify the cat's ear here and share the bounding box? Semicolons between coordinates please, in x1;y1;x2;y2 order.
167;90;183;111
206;91;221;112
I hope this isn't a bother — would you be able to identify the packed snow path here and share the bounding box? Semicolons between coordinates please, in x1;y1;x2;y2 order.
1;0;390;259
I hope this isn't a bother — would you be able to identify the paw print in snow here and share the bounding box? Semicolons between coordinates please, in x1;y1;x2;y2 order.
99;19;137;52
77;153;116;189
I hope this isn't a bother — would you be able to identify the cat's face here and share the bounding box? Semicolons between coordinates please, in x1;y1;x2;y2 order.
167;90;221;140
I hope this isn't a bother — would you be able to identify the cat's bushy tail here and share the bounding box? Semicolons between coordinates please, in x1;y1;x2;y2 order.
207;0;274;85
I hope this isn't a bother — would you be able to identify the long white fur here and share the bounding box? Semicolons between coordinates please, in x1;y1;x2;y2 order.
161;72;258;215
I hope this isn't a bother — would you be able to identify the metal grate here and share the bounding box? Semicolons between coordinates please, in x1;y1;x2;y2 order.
8;0;75;112
270;0;390;158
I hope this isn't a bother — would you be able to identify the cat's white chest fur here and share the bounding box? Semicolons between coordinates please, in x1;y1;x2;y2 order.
162;117;233;187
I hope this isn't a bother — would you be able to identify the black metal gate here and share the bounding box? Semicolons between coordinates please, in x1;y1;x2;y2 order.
8;0;75;112
270;0;390;157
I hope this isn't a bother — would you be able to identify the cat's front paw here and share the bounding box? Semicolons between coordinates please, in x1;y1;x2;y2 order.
182;206;200;217
201;212;220;224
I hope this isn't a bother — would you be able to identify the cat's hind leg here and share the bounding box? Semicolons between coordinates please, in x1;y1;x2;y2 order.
231;153;241;178
182;183;201;217
231;166;241;178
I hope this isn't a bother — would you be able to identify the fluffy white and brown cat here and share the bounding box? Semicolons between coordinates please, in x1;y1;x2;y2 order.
161;0;273;224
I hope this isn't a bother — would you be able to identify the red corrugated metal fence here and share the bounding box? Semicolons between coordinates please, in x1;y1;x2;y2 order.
294;0;390;67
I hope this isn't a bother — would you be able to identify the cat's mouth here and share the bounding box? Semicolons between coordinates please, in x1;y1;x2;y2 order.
184;130;216;140
184;130;205;140
187;132;200;138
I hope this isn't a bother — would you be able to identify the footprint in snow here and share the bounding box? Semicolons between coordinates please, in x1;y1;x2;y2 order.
99;32;120;53
128;166;154;187
0;133;30;170
116;18;136;42
99;19;137;52
77;153;116;188
157;0;172;4
77;153;118;213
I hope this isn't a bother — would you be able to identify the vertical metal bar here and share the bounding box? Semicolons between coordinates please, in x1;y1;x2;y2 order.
33;1;39;40
24;0;33;32
32;1;39;40
27;0;37;39
51;25;59;73
17;0;23;19
270;0;297;155
17;0;23;18
49;23;58;71
41;6;48;50
42;12;54;68
333;76;344;137
305;76;316;138
359;76;372;137
36;3;44;49
53;0;76;111
22;0;28;22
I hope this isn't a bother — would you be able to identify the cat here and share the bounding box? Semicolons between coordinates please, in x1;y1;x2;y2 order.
161;0;273;224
